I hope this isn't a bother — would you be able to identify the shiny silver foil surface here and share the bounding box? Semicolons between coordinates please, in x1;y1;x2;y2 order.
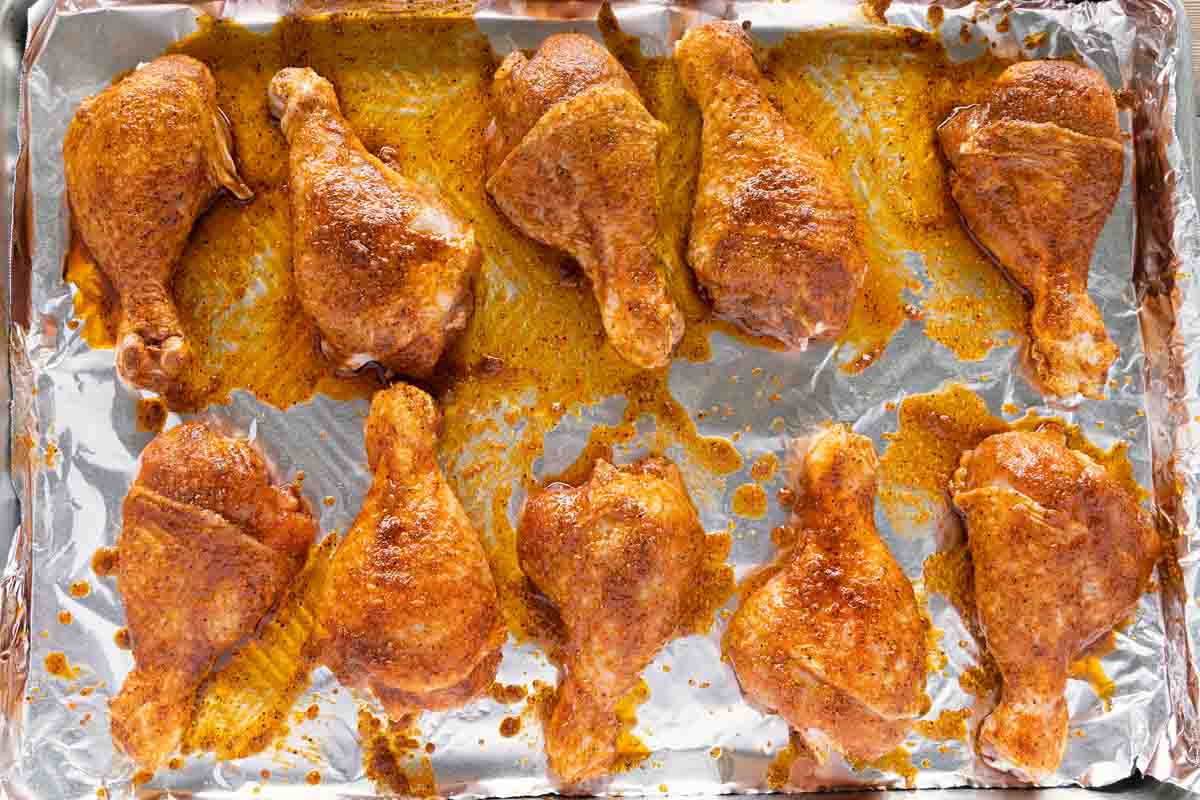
4;0;1200;798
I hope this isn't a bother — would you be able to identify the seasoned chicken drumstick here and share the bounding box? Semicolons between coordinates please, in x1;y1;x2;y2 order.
321;384;505;719
727;426;927;767
485;34;684;370
111;422;315;769
64;55;252;395
676;23;869;346
269;68;480;378
951;428;1159;780
518;458;705;783
939;61;1123;399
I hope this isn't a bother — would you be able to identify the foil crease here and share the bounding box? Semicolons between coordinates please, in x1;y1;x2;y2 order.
3;0;1200;798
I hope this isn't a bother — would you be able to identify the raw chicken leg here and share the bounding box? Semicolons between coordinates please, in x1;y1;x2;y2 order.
951;427;1159;779
518;457;704;783
64;55;252;395
321;383;504;719
269;67;480;378
676;22;869;346
727;426;927;764
485;34;683;370
111;422;314;769
938;61;1124;399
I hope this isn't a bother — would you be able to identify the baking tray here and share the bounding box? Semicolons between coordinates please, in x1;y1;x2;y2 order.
4;0;1200;797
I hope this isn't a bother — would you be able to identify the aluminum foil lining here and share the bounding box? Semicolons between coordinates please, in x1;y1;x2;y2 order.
4;0;1200;798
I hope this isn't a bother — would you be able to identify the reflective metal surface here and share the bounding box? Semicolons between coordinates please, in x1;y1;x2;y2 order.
3;1;1200;798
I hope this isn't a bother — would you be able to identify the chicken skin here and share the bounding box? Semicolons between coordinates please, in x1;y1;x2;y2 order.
518;457;705;783
727;426;927;765
63;55;252;395
321;384;504;719
938;61;1124;399
269;68;480;378
111;422;315;769
676;23;869;346
485;34;684;370
951;428;1159;780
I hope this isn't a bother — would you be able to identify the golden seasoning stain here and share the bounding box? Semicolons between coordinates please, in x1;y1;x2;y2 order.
766;730;817;790
732;483;768;519
185;535;336;759
132;770;153;787
878;383;1008;536
922;544;977;628
765;30;1023;372
358;708;437;797
64;236;117;350
43;441;58;469
851;744;918;788
135;398;167;434
750;452;779;482
113;627;131;650
168;757;184;770
960;660;1002;697
91;547;119;577
612;679;652;773
1069;657;1116;711
772;522;799;548
305;771;321;786
68;580;90;599
925;614;948;675
488;682;528;705
928;5;945;26
915;708;971;742
922;542;1004;698
305;704;319;720
678;532;736;635
1069;629;1119;711
498;716;521;738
